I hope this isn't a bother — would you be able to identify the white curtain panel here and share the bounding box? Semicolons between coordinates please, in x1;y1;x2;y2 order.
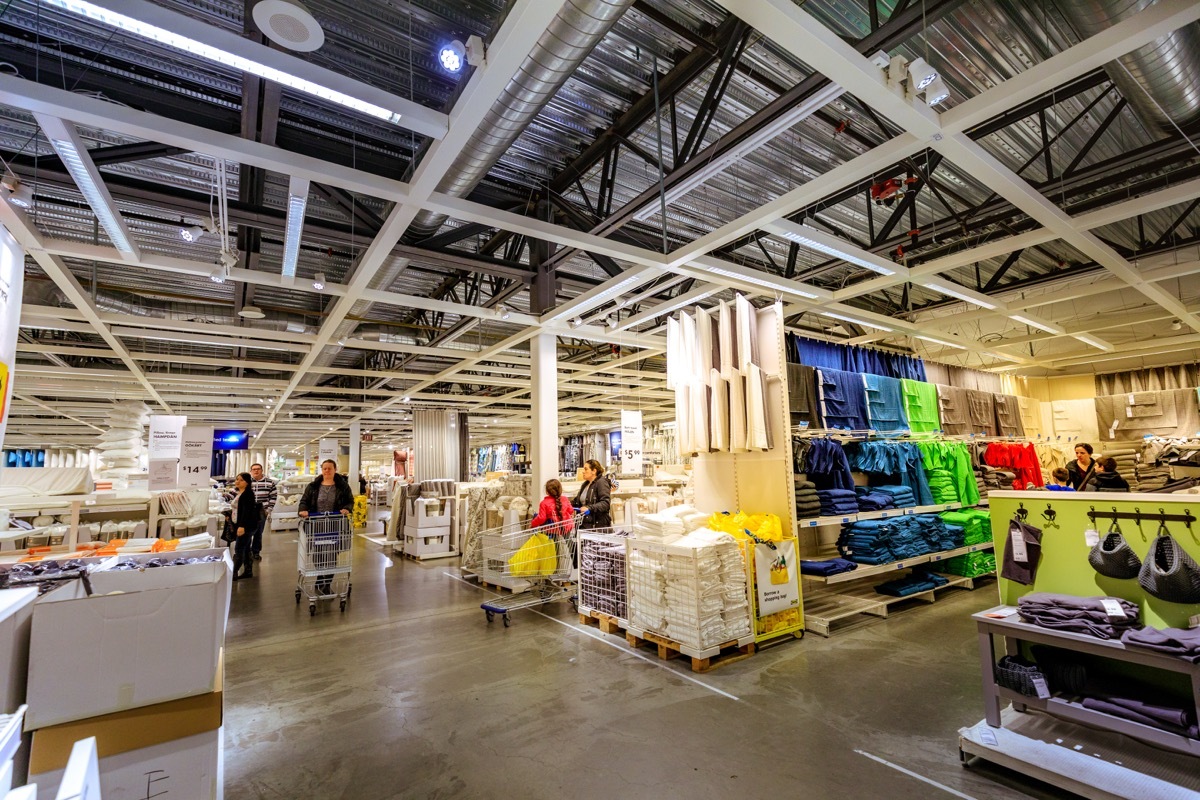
414;409;461;482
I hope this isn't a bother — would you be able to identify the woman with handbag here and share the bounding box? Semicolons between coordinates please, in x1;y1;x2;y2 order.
571;460;611;530
1066;443;1097;491
226;471;261;581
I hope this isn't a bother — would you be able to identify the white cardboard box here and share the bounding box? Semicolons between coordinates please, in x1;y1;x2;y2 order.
24;550;231;731
0;590;36;715
405;497;451;528
402;524;451;556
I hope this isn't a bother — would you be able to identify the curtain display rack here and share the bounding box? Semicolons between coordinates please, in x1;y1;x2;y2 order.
792;428;1085;445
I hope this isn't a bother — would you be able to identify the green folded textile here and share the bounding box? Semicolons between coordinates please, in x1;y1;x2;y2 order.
901;379;941;433
942;551;996;578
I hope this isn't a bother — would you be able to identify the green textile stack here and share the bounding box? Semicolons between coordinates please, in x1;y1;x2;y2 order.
927;469;958;503
942;551;997;578
940;508;992;544
900;379;941;433
917;441;981;506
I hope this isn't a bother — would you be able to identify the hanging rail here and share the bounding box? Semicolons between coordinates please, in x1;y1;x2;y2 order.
1086;506;1195;528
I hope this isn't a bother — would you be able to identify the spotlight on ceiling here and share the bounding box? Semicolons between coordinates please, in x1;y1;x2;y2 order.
924;76;950;105
238;305;266;319
2;177;33;208
438;40;466;73
209;268;226;284
907;57;938;91
1172;319;1183;331
498;304;511;320
179;223;205;243
402;396;411;403
312;272;325;291
569;317;583;329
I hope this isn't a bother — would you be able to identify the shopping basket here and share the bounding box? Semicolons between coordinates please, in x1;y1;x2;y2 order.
296;512;353;615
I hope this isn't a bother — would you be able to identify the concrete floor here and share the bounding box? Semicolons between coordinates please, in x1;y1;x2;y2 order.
223;528;1061;800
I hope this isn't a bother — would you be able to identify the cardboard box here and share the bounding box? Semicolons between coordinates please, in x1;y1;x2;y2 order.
29;659;222;800
405;497;451;528
0;590;35;715
403;525;451;557
24;551;231;731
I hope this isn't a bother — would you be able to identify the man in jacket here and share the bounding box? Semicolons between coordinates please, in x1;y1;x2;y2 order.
249;462;278;561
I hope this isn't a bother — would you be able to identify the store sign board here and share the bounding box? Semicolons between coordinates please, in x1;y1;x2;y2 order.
148;415;187;459
318;438;338;464
754;540;801;617
179;426;214;488
0;224;24;449
620;409;643;473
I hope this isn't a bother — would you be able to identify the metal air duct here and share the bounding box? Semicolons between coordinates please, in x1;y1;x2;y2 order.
1058;0;1200;132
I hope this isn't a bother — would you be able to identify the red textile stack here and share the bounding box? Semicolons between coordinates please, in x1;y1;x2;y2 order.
984;442;1043;490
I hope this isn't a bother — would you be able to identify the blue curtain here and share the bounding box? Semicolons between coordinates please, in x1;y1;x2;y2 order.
786;333;926;381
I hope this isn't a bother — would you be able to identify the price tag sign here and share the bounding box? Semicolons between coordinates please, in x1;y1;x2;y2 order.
1084;528;1100;547
179;426;214;488
620;409;643;474
1031;676;1051;699
1101;598;1127;619
1011;531;1028;563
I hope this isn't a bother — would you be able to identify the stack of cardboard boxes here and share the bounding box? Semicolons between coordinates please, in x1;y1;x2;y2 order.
403;497;452;558
1;549;230;799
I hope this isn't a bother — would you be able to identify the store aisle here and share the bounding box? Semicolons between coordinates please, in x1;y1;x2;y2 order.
222;532;1058;800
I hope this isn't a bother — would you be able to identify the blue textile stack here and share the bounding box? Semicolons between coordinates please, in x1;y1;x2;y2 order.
800;557;859;577
818;488;859;515
943;524;966;549
837;519;895;564
908;514;957;551
874;571;950;597
870;485;917;508
838;515;955;564
855;488;895;512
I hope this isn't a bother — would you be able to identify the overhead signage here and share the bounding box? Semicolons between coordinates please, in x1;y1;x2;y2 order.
148;414;187;490
0;224;23;449
179;425;214;488
620;409;643;474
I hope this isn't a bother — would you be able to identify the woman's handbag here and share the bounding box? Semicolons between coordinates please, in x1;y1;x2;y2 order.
1087;521;1142;579
221;514;237;544
1138;525;1200;604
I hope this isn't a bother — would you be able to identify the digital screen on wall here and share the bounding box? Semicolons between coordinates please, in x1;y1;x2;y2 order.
213;429;249;450
609;431;622;460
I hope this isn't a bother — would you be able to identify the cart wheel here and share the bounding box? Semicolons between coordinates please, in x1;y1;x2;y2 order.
502;614;510;628
340;600;346;612
346;584;352;599
295;590;301;604
794;630;805;640
309;604;316;616
569;596;578;612
485;610;494;623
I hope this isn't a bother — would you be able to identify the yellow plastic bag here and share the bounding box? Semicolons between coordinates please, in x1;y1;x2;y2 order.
508;533;557;577
706;511;783;542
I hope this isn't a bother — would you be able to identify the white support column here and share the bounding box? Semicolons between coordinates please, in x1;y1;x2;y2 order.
530;333;559;502
349;421;361;491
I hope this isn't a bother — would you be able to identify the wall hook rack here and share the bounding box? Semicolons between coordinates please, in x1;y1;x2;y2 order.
1086;506;1195;528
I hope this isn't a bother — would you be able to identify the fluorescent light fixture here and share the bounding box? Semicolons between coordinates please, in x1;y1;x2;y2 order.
702;262;819;299
924;76;950;105
821;310;893;332
312;272;325;291
42;0;404;125
209;267;226;284
1010;314;1063;335
921;279;998;310
769;221;895;276
281;178;309;278
915;334;967;350
38;123;135;254
1073;333;1115;352
907;57;938;91
438;40;465;73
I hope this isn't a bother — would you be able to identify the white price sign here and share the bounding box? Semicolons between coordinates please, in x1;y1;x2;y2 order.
148;414;187;460
318;438;339;466
179;426;214;488
620;409;643;474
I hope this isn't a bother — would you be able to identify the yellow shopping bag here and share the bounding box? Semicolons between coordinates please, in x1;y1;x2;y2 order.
508;532;558;577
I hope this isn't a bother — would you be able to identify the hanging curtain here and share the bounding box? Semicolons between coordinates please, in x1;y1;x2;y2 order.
922;362;1002;393
1095;364;1200;395
785;333;926;381
413;409;461;482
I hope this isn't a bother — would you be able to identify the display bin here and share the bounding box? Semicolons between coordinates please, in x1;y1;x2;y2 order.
405;497;452;528
578;531;630;623
625;536;753;654
403;526;452;557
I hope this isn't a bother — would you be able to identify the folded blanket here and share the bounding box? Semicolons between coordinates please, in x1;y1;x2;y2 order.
1120;626;1200;663
1018;592;1140;639
801;557;859;576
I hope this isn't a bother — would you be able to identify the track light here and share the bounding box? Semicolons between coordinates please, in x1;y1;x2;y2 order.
2;177;33;208
209;268;226;284
180;224;205;243
438;40;466;73
312;272;325;291
497;304;511;320
924;76;950;106
569;317;583;329
402;396;411;403
907;57;938;91
1172;319;1183;331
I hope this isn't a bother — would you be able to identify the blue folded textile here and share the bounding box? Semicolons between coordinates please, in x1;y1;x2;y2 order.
818;368;869;430
863;374;909;432
874;571;950;597
800;558;859;576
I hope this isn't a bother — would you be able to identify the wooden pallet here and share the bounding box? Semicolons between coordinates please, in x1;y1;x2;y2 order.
804;572;992;637
398;549;459;562
578;609;624;635
625;629;756;673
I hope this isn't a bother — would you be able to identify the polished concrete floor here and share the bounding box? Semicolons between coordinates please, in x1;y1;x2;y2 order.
223;527;1061;800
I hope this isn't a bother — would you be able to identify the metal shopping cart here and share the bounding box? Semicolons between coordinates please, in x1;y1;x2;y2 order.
479;517;579;627
296;512;353;615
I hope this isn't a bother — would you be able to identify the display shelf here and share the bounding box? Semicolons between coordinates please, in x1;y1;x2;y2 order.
793;502;970;533
804;572;984;637
802;542;993;584
0;705;24;766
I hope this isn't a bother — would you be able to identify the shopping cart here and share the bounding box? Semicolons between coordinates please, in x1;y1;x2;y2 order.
479;517;579;627
296;512;353;615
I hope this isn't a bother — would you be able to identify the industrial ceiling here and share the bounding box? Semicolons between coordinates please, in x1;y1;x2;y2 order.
3;0;1199;454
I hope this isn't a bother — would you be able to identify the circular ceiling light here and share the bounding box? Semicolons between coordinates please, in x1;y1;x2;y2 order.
239;305;266;319
6;182;33;208
252;0;325;52
438;40;466;73
180;224;204;243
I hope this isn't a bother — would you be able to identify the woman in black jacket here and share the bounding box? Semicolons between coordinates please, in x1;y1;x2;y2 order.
1066;443;1097;490
227;471;261;580
571;459;612;529
298;459;354;595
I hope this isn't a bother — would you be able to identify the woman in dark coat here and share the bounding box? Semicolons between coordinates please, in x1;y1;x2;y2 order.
298;459;354;595
227;471;262;580
571;459;612;529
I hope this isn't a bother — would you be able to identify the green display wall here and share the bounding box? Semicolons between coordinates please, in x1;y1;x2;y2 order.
990;492;1200;630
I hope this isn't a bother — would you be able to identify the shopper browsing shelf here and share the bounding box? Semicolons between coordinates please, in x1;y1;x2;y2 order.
1066;443;1097;490
572;459;611;529
1086;457;1131;492
248;462;278;562
298;460;354;517
228;471;261;581
1046;467;1074;491
529;479;575;532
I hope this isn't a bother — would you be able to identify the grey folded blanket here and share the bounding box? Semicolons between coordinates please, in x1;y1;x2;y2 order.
1017;592;1140;640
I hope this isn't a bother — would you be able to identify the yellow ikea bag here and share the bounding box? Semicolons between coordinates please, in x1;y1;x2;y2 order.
508;533;557;577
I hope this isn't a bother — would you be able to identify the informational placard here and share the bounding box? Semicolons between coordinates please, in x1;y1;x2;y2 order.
148;458;178;490
0;223;24;449
620;409;643;474
148;415;187;459
318;438;338;465
754;539;800;617
179;425;214;488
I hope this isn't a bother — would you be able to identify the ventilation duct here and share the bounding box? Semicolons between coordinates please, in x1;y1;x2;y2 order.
1058;0;1200;133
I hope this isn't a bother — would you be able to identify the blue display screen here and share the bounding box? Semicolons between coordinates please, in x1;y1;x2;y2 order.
213;429;249;450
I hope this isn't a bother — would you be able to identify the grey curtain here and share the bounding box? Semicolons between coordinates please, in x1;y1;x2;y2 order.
1095;365;1200;395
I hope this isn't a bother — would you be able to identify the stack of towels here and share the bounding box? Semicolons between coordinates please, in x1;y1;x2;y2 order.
800;557;858;577
1017;593;1140;640
634;506;710;542
1135;464;1171;492
875;571;949;597
838;515;956;564
974;468;989;500
628;529;752;650
818;488;859;516
870;485;917;508
941;509;992;544
855;488;895;512
837;519;896;564
926;469;959;503
794;480;821;519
